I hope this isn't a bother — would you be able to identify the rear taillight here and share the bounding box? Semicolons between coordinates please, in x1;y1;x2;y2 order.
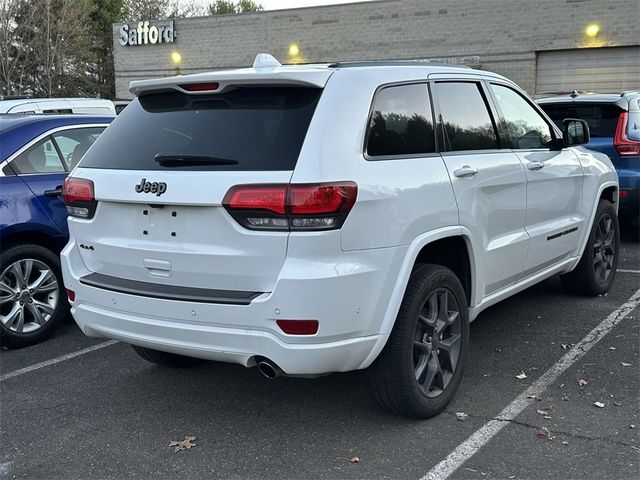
63;177;96;218
223;182;357;231
614;112;640;156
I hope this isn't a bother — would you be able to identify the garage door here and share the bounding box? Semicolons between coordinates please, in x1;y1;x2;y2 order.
536;46;640;94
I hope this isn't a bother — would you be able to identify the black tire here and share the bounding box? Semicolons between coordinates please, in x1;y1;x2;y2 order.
0;244;68;348
561;199;619;296
131;345;207;367
366;264;469;419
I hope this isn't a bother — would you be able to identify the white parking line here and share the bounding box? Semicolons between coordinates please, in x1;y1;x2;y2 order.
422;288;640;480
0;340;118;382
617;269;640;274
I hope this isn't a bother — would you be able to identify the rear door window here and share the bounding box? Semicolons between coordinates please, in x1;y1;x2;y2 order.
10;137;65;174
366;83;436;157
434;82;499;151
539;103;622;138
79;87;322;171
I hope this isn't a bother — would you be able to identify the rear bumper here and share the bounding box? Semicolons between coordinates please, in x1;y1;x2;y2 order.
61;238;406;375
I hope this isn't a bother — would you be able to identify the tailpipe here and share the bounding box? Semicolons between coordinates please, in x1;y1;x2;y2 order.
256;358;283;379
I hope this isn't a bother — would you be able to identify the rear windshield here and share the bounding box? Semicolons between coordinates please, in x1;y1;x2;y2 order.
539;103;622;138
79;86;321;171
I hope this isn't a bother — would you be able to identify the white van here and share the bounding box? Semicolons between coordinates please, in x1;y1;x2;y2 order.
0;98;116;115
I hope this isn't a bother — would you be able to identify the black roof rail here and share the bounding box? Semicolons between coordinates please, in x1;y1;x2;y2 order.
327;60;472;69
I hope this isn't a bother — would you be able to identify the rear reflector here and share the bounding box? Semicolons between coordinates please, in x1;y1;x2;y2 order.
66;289;75;302
614;112;640;156
63;177;96;218
619;189;629;200
276;320;319;335
223;182;357;231
180;82;220;92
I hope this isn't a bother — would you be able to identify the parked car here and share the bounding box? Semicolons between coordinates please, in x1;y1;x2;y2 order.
61;54;618;418
537;91;639;229
0;114;113;347
112;100;130;115
0;98;116;115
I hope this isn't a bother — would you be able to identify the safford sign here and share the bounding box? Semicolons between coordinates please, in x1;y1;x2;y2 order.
118;20;176;46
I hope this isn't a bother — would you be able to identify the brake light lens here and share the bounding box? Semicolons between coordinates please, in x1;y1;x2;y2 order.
223;182;357;231
614;112;640;156
63;177;96;218
179;82;220;92
276;319;319;335
66;289;76;302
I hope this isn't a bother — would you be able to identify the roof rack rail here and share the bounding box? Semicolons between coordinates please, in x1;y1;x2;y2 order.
327;60;472;69
621;90;640;97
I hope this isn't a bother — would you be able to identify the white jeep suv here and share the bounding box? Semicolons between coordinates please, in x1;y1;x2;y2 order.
61;55;619;418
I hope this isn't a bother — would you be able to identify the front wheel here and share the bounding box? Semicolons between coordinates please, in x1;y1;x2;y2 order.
561;199;619;296
367;264;469;419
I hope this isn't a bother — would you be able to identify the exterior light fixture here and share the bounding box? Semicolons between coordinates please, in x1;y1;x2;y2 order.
585;23;600;37
171;51;182;65
288;43;300;57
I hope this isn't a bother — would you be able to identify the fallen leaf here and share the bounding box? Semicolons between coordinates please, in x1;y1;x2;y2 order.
455;412;468;421
594;402;606;408
350;456;360;463
516;371;527;380
544;416;552;420
631;425;636;429
577;379;588;386
169;436;196;453
609;346;616;351
562;441;569;445
537;427;550;438
527;394;542;401
536;409;550;416
621;362;631;367
614;401;622;407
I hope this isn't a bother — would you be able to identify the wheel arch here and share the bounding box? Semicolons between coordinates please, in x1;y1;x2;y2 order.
0;225;67;257
359;226;479;369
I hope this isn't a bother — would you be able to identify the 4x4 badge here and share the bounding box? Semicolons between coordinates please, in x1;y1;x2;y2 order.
135;178;167;196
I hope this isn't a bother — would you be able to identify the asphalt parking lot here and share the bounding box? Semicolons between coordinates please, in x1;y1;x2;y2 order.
1;230;638;480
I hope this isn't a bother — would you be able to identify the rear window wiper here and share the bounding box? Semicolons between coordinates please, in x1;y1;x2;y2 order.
154;154;239;167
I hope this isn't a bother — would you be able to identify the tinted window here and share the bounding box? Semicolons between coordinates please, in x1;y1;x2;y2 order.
366;84;435;156
10;137;65;174
491;84;553;149
539;103;621;138
79;87;321;171
435;82;499;151
52;127;105;170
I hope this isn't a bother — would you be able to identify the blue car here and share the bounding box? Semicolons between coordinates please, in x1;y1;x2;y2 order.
538;92;640;229
0;114;112;347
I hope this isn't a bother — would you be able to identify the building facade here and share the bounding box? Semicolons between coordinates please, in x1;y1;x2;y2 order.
112;0;640;99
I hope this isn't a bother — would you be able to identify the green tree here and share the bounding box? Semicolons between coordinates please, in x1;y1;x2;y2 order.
207;0;262;15
122;0;169;21
88;0;124;99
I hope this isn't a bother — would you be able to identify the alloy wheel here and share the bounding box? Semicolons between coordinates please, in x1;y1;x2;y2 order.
593;213;616;283
0;259;59;334
413;288;462;398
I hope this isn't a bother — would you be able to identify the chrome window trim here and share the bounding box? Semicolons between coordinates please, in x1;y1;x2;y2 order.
0;123;109;177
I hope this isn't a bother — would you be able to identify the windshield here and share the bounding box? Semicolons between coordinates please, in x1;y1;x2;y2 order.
539;103;622;138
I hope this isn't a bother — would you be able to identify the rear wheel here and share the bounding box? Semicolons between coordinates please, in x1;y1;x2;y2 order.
561;199;619;296
0;244;67;348
367;264;469;418
131;345;207;367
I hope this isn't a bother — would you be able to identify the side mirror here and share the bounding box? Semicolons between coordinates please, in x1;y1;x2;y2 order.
562;118;590;146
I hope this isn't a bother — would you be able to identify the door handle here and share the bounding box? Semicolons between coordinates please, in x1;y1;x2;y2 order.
527;161;545;171
44;185;63;197
453;166;479;178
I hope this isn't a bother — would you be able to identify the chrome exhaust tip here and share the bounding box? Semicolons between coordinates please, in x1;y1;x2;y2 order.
257;359;282;379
